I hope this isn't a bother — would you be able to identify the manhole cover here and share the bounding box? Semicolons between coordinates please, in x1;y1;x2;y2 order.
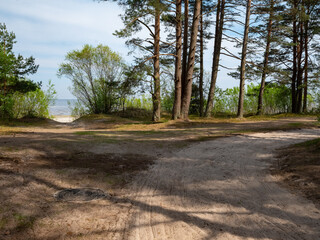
54;188;108;201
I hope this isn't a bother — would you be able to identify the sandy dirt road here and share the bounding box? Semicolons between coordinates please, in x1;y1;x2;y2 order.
121;129;320;240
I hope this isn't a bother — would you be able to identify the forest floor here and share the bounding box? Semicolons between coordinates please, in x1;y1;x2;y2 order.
0;114;319;239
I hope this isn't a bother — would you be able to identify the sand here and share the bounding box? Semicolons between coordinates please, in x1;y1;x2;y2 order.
1;120;319;239
123;129;320;239
53;115;75;123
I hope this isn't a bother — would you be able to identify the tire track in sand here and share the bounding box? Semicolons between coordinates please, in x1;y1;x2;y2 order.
123;129;320;240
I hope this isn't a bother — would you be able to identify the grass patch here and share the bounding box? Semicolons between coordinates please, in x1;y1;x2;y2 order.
0;117;52;127
0;146;19;152
294;138;320;148
93;137;121;144
0;126;24;135
0;217;7;230
74;131;97;136
287;122;304;127
13;213;35;231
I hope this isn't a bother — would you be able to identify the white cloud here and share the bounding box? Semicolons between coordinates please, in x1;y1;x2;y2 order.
0;0;129;98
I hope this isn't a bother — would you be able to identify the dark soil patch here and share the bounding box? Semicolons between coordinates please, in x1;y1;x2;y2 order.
273;138;320;208
41;152;154;175
54;188;108;201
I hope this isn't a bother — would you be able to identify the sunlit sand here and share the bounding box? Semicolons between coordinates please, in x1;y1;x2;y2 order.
53;115;75;123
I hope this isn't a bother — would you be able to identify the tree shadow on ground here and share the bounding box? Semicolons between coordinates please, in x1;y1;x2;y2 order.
0;121;319;239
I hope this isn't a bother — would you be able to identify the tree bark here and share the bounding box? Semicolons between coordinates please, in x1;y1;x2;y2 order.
257;0;273;115
296;18;304;113
152;6;161;122
291;0;298;113
205;0;225;117
172;0;183;120
180;0;202;120
181;0;189;109
303;15;309;113
199;2;204;117
237;0;251;118
3;40;7;98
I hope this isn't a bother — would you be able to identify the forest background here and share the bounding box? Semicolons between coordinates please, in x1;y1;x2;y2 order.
0;0;320;121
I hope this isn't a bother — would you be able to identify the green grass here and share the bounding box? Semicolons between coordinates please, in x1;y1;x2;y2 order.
1;146;19;152
133;130;166;135
93;137;121;144
0;117;50;127
74;131;97;136
0;218;7;230
294;138;320;148
13;213;35;231
287;122;304;127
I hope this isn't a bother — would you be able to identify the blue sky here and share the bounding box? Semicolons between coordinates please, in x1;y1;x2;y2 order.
0;0;240;99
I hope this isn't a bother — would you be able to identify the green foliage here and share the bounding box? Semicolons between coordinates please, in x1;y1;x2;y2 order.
262;83;291;113
0;23;42;118
310;90;320;113
162;93;174;113
2;81;56;119
212;83;292;115
213;86;239;114
125;95;153;110
58;44;129;115
13;213;35;231
70;100;87;118
0;23;39;93
189;83;202;115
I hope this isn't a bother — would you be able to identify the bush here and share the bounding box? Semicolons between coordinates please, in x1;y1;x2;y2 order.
212;83;292;115
0;81;56;119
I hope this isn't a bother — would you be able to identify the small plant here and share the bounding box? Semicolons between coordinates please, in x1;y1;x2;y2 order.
0;217;7;230
13;213;35;231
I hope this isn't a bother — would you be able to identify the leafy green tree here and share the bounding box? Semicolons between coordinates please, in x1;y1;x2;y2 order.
0;23;40;117
58;44;128;114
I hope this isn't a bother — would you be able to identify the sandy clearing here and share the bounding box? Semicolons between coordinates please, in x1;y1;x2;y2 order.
53;115;75;123
122;129;320;240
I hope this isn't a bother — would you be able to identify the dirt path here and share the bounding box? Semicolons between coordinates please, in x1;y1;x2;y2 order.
122;129;320;240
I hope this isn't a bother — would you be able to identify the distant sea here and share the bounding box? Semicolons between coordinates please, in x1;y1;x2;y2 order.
49;99;77;116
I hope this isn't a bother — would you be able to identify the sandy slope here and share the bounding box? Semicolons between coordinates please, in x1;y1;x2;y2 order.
122;129;320;240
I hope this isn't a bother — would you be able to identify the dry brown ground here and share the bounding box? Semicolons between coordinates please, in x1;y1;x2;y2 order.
0;115;319;239
273;138;320;208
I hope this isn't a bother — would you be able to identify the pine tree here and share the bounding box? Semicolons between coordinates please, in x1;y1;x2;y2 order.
205;0;226;117
237;0;251;118
113;0;168;121
180;0;202;120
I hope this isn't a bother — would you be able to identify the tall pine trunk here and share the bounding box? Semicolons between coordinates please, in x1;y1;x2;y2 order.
152;6;161;122
237;0;251;118
205;0;225;117
3;41;7;98
296;19;304;113
303;16;309;112
172;0;182;120
180;0;202;120
181;0;189;108
257;0;273;115
291;0;298;113
199;2;204;117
